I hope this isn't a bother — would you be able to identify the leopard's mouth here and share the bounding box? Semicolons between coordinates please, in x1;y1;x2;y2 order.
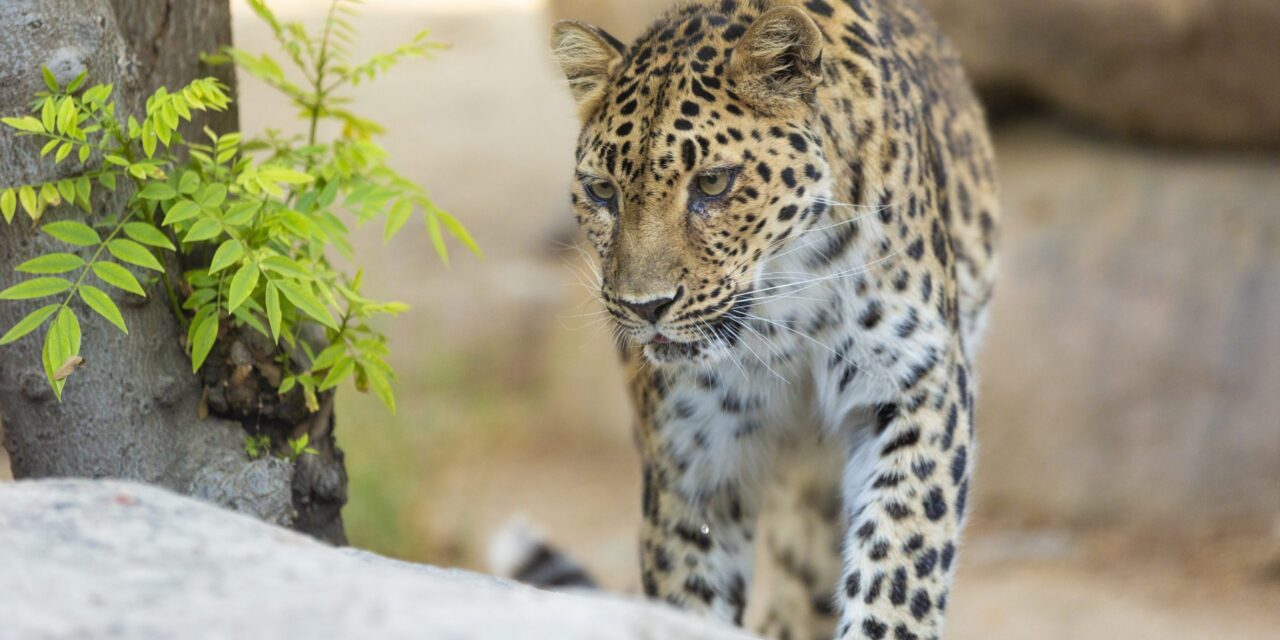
639;295;752;365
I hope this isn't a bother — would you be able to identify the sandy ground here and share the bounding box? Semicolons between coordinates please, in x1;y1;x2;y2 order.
3;1;1278;637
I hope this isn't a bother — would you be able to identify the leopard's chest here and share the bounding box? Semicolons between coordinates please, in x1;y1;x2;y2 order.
653;221;945;491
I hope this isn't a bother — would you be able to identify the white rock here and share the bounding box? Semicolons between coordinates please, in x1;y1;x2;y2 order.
0;479;752;640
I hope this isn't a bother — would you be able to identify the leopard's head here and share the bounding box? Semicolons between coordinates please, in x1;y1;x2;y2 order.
552;6;833;365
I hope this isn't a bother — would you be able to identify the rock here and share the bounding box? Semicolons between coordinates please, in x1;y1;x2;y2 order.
547;0;1280;148
0;479;751;640
976;120;1280;525
919;0;1280;147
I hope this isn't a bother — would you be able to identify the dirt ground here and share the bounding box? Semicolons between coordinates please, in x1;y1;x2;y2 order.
3;1;1279;637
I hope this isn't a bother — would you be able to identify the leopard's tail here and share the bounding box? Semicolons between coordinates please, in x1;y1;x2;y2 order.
487;517;598;590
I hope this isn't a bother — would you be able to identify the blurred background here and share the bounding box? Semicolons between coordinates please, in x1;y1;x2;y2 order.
3;0;1278;637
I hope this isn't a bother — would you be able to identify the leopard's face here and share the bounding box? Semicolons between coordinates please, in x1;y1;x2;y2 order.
558;7;832;365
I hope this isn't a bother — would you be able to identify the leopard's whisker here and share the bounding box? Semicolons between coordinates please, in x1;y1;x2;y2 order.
742;246;910;300
735;318;791;386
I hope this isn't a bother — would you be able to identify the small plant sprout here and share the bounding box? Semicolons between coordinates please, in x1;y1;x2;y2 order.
287;434;320;461
244;434;272;460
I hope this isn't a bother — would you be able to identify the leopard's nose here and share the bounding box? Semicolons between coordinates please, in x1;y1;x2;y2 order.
619;288;682;324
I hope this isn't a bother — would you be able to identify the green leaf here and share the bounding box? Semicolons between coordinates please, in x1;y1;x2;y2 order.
361;362;397;414
209;239;244;274
66;71;87;93
183;287;217;310
56;97;76;133
426;211;448;267
55;142;72;163
56;179;76;203
80;285;128;334
319;355;355;391
42;220;100;246
223;201;260;227
1;188;16;223
162;199;201;225
199;185;228;210
42;67;59;92
190;311;219;372
123;222;176;250
178;171;200;194
0;304;59;346
310;343;346;372
0;277;72;300
2;116;45;133
385;199;412;241
16;253;85;274
183;218;222;242
279;210;313;238
142;128;157;157
19;185;39;220
227;262;260;313
92;262;146;297
317;181;339;207
39;183;61;207
260;255;311;280
276;280;337;329
41;99;56;132
432;210;478;258
232;307;269;338
107;238;164;271
173;97;191;122
154;118;172;147
75;176;91;205
265;282;282;342
137;182;177;200
42;307;82;399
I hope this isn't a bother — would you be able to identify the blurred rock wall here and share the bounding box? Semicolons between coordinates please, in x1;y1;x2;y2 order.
983;123;1280;526
925;0;1280;148
549;0;1280;148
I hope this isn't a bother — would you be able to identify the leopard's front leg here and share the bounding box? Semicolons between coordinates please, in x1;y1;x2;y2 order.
633;369;767;627
837;350;974;640
639;462;758;625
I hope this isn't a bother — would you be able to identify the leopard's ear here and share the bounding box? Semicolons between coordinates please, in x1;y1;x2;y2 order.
728;6;824;115
550;20;626;121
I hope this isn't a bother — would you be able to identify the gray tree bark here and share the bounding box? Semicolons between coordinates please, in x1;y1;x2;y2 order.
0;0;347;544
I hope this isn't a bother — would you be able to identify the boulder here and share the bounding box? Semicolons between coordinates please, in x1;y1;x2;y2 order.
921;0;1280;147
0;479;751;640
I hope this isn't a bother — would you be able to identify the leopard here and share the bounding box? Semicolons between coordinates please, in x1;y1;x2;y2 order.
510;1;1000;638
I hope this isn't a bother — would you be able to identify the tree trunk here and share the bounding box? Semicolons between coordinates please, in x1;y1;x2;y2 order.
0;0;347;544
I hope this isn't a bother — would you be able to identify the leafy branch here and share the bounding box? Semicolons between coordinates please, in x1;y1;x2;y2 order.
0;0;477;412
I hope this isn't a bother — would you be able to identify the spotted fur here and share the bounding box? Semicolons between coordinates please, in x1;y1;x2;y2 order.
549;1;998;637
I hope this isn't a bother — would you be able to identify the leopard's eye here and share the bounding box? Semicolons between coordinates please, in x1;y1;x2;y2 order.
585;179;617;203
696;172;732;197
